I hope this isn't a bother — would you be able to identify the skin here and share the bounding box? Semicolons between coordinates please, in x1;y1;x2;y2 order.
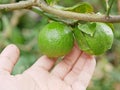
0;44;96;90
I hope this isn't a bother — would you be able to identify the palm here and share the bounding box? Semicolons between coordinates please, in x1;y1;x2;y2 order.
0;44;96;90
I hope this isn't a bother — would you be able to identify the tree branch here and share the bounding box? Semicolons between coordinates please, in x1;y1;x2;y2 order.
0;0;35;11
37;1;120;23
0;0;120;23
117;0;120;14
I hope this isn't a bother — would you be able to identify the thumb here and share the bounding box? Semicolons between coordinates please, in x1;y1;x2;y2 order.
0;44;20;74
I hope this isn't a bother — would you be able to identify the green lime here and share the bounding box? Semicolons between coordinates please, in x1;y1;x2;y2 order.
38;22;74;58
73;22;114;55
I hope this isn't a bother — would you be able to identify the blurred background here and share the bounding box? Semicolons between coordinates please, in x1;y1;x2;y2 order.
0;0;120;90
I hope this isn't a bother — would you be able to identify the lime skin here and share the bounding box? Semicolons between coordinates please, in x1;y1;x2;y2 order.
38;22;74;58
73;22;114;55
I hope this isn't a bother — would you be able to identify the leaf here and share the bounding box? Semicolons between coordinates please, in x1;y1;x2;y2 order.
45;0;53;5
45;0;59;5
73;27;91;51
63;2;94;13
78;22;96;36
12;54;36;75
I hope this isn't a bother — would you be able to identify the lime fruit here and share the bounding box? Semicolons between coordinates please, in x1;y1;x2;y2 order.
73;22;114;55
38;22;74;58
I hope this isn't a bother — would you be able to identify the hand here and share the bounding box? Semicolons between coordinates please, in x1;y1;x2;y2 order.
0;44;96;90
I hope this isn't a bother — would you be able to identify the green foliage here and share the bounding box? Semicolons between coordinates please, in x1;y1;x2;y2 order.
45;0;59;5
74;22;114;55
10;27;25;44
45;0;53;5
63;2;94;13
12;53;37;75
78;22;96;36
0;0;10;4
18;13;37;29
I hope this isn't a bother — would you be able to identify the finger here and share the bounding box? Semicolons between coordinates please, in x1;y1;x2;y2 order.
23;56;56;86
51;45;82;79
64;52;96;86
0;44;20;73
30;55;57;71
72;56;96;90
64;52;87;84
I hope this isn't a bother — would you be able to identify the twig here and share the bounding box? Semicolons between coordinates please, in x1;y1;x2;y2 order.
0;0;35;11
106;0;115;16
32;7;77;25
117;0;120;14
37;1;120;23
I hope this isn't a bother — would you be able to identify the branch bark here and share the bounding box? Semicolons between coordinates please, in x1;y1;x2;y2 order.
118;0;120;14
0;0;35;11
37;2;120;23
0;0;120;23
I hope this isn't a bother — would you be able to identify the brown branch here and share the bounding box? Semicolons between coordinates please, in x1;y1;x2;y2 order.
0;0;36;11
37;1;120;23
0;0;120;23
37;0;120;23
118;0;120;14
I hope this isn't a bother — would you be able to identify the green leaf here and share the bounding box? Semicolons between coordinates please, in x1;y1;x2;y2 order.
32;7;78;25
78;22;96;36
63;2;94;13
45;0;59;5
12;54;36;75
73;27;91;51
45;0;52;5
